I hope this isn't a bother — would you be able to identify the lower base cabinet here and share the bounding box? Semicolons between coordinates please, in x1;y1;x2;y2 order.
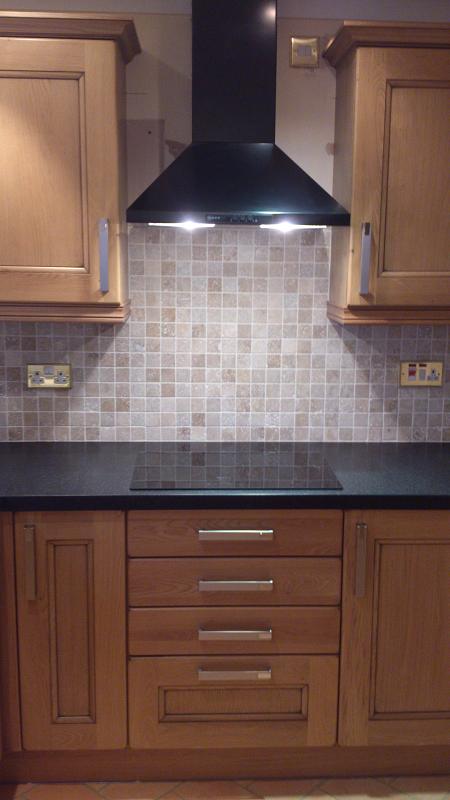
129;655;339;749
14;511;127;750
340;510;450;746
1;506;449;780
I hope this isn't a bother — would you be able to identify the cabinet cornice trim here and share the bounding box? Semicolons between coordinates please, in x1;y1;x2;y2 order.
0;13;141;64
324;21;450;67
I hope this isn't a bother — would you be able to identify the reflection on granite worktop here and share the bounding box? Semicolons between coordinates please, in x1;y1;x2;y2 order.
130;442;342;490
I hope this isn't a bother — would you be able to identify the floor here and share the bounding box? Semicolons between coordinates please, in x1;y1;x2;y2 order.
0;775;449;800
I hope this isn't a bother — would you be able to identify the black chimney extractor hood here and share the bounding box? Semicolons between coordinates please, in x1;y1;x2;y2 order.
127;0;350;228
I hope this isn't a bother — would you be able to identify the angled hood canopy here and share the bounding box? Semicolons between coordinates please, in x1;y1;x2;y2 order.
127;0;350;228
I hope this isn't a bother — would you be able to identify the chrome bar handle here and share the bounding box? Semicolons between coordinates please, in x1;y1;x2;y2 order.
24;525;37;601
359;222;371;296
355;522;368;598
199;628;273;641
198;529;274;542
99;218;109;293
198;668;272;682
198;579;274;592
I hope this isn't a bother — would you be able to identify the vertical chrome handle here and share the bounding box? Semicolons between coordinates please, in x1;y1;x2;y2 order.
198;668;272;682
99;218;109;293
198;628;273;641
359;222;371;296
198;529;274;542
24;525;37;601
355;522;368;598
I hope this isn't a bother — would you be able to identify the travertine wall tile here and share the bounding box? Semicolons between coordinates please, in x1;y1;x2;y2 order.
0;227;448;442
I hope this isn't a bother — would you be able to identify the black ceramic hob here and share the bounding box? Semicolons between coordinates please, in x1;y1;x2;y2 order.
130;443;342;491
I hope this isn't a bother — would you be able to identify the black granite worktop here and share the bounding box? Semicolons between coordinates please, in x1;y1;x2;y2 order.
0;442;449;510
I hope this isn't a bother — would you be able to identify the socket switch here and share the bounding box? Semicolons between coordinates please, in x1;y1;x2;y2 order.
27;364;71;389
400;361;443;387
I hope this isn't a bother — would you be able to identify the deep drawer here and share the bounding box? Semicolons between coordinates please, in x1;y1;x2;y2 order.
127;509;342;557
128;606;341;655
129;654;338;749
128;557;341;607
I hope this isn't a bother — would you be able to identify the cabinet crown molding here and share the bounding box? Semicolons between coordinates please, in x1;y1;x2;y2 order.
324;21;450;67
0;12;141;64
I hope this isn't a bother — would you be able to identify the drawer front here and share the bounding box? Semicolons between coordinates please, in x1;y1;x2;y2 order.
128;558;341;607
129;655;338;749
128;607;341;655
128;510;342;557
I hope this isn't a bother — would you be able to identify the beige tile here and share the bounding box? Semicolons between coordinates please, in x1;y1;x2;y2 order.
245;778;321;799
172;781;258;800
385;776;450;800
100;783;179;799
0;785;33;800
26;786;103;800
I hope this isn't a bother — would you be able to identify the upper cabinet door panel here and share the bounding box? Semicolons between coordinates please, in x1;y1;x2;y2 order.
0;38;121;306
382;83;450;276
0;73;86;269
348;47;450;307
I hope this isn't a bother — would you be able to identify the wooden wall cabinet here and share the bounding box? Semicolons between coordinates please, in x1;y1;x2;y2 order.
14;510;127;750
340;510;450;746
324;23;450;324
0;13;139;323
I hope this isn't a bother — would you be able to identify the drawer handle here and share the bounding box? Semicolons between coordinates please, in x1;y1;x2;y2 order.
24;524;37;601
355;522;368;597
359;221;371;296
198;668;272;682
198;529;274;541
198;628;273;641
99;218;109;293
198;579;274;592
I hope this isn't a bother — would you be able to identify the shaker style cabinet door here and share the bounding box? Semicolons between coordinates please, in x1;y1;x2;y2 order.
14;511;126;750
339;510;450;746
0;513;22;758
325;24;450;324
0;31;132;321
346;48;450;308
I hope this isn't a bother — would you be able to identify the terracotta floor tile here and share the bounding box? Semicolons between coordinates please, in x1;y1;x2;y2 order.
386;776;450;800
245;779;322;799
0;786;34;800
100;783;179;799
25;786;103;800
317;778;403;800
172;781;259;800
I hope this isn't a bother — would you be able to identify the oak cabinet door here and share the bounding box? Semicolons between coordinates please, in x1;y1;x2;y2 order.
347;48;450;308
0;513;22;757
340;510;450;746
326;25;450;324
0;37;128;318
14;511;126;750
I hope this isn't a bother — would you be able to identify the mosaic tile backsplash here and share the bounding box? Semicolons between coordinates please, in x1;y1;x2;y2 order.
0;227;448;442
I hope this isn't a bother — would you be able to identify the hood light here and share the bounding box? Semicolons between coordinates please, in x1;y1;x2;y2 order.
259;222;327;232
147;221;215;230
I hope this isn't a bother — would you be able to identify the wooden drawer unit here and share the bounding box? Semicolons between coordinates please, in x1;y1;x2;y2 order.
128;510;343;557
128;557;341;607
129;655;338;749
129;607;341;656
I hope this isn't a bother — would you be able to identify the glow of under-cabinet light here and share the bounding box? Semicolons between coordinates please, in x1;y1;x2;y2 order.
259;222;327;232
147;221;215;230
